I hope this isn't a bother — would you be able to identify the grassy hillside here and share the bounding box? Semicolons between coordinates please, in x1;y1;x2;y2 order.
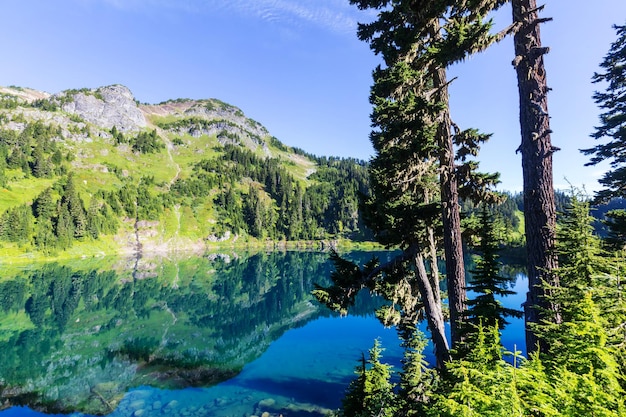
0;85;370;259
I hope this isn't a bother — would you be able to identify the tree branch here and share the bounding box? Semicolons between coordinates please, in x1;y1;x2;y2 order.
494;21;523;44
359;244;419;286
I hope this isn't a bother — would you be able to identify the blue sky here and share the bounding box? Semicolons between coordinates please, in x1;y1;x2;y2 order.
1;1;625;192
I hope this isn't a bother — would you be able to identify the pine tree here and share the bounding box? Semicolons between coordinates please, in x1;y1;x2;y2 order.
34;217;57;252
55;203;74;250
582;22;626;265
462;206;522;338
86;198;101;239
59;174;88;239
428;324;524;417
0;145;7;187
33;187;56;220
604;209;626;250
531;193;625;414
320;0;506;363
398;328;438;416
511;0;560;353
340;339;397;417
582;23;626;203
0;205;33;244
30;144;51;178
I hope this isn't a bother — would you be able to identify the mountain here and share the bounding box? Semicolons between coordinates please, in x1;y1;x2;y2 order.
0;85;370;258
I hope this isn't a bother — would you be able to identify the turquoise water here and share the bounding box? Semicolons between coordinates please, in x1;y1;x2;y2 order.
0;252;526;417
1;315;405;417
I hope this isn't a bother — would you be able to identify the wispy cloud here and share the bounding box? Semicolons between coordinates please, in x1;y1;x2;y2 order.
233;0;360;34
208;0;372;35
94;0;372;35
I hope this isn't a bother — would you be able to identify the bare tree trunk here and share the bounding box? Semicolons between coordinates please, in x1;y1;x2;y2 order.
427;223;442;306
413;251;451;368
433;65;467;347
511;0;560;353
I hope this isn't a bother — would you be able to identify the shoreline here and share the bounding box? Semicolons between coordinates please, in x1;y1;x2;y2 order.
0;236;383;269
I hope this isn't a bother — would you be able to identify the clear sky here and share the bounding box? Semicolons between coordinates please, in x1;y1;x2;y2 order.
1;1;625;192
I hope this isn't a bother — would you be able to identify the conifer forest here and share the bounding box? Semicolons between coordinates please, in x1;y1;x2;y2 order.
314;1;626;416
0;1;625;416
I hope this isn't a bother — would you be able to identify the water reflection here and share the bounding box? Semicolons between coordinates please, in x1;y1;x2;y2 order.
0;251;386;415
0;251;526;417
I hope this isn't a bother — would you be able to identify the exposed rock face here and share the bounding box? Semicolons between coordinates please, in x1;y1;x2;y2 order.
60;85;146;132
141;99;270;153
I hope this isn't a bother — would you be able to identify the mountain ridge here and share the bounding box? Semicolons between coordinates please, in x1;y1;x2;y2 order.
0;84;370;259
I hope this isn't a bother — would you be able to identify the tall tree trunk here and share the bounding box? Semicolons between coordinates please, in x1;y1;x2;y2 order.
413;251;451;368
511;0;560;353
433;65;467;348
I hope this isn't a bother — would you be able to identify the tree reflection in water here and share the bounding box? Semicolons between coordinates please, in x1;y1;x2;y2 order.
0;251;389;415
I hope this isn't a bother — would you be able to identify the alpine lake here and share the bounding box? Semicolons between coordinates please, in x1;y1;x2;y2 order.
0;250;527;417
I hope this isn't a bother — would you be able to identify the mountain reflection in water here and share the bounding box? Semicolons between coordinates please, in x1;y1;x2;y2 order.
0;250;526;417
0;251;399;416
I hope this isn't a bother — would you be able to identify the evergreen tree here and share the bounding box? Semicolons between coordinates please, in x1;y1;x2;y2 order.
32;187;56;220
0;144;7;187
604;209;626;250
30;144;51;178
582;22;626;262
462;206;522;341
63;179;88;239
532;194;625;414
244;186;266;239
317;0;506;365
511;0;560;353
340;339;397;417
288;184;304;239
86;198;101;239
0;205;33;244
55;203;74;250
582;23;626;203
398;328;438;416
428;324;524;417
34;217;57;252
98;203;120;235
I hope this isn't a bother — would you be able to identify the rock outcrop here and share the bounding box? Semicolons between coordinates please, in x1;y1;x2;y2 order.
141;98;271;153
59;84;146;132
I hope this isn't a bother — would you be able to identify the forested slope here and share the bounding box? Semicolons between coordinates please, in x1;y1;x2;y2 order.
0;85;370;258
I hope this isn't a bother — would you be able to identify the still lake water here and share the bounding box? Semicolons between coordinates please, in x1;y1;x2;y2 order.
0;251;526;417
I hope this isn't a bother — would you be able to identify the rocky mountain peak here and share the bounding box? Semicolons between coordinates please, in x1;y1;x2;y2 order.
57;84;147;132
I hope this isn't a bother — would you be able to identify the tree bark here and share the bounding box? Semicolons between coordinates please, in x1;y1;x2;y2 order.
433;65;467;348
413;251;451;368
511;0;560;353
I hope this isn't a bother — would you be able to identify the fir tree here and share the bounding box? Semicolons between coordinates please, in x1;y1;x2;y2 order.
428;324;524;417
317;0;506;366
0;205;33;244
398;328;438;416
582;22;626;262
511;0;560;353
532;193;625;413
604;209;626;250
30;144;51;178
582;22;626;203
32;187;56;220
340;339;397;417
462;206;522;340
34;217;57;252
55;203;74;250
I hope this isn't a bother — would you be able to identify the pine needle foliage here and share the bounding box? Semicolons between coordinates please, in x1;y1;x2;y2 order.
531;193;625;414
582;23;626;203
464;206;523;331
340;339;398;417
